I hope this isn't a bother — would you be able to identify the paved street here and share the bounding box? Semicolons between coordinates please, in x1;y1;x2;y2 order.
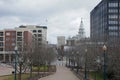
0;63;14;76
39;66;80;80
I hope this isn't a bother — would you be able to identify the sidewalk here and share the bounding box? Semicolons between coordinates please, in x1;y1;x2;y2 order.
0;63;14;76
39;66;80;80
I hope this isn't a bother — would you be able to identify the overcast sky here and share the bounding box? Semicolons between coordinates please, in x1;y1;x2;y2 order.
0;0;101;44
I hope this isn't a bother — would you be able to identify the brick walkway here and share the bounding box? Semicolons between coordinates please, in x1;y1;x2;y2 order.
39;66;80;80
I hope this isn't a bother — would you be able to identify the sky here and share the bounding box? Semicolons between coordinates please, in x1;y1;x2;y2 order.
0;0;101;44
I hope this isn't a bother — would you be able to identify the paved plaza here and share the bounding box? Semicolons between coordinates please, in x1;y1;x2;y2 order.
39;66;80;80
0;63;14;76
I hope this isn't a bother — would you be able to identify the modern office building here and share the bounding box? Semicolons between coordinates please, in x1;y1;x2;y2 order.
90;0;120;43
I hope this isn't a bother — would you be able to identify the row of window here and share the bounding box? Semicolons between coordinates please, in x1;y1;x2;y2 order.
34;34;42;37
109;15;118;19
5;48;14;51
6;38;16;41
109;32;118;36
0;48;22;51
0;38;16;41
0;43;16;47
108;3;118;7
5;43;15;46
33;30;42;33
0;37;42;41
108;26;118;30
17;37;22;41
17;32;22;36
108;9;118;13
109;20;118;24
6;32;16;36
6;32;23;36
0;32;21;37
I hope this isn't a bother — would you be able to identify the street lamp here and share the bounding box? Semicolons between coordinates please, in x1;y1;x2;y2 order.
18;57;23;80
103;45;107;80
14;46;18;80
71;52;74;70
76;51;79;73
84;49;87;80
94;56;101;80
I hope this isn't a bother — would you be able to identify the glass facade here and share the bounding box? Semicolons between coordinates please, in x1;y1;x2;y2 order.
90;0;120;42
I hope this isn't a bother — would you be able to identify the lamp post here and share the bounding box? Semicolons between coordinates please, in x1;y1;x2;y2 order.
76;51;79;73
19;57;23;80
94;56;101;80
71;52;74;70
14;46;18;80
84;49;87;80
103;45;107;80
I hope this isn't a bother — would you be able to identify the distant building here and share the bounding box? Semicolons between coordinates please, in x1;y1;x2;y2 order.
66;37;76;46
57;36;65;47
0;25;47;62
0;29;33;62
90;0;120;43
15;25;47;45
66;19;86;46
77;19;85;40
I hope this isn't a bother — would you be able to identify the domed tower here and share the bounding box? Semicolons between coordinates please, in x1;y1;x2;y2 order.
78;18;85;40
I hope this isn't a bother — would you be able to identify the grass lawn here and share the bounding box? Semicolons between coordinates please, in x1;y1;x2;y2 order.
32;66;48;72
0;73;36;80
90;71;103;80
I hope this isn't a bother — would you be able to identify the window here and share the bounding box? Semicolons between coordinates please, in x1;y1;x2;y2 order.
109;26;118;30
17;37;22;41
38;43;42;45
0;37;3;41
12;32;16;36
108;9;118;13
109;32;118;36
38;38;42;41
5;43;10;46
6;32;10;36
6;37;10;41
0;32;3;36
109;2;118;7
12;38;16;41
34;34;37;37
109;20;118;24
0;42;3;46
109;15;118;19
38;30;42;33
38;34;42;37
33;30;36;33
12;43;15;46
17;32;22;36
5;48;9;51
0;48;3;51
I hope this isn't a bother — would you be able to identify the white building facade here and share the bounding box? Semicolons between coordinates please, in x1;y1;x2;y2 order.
57;36;65;47
15;25;47;45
